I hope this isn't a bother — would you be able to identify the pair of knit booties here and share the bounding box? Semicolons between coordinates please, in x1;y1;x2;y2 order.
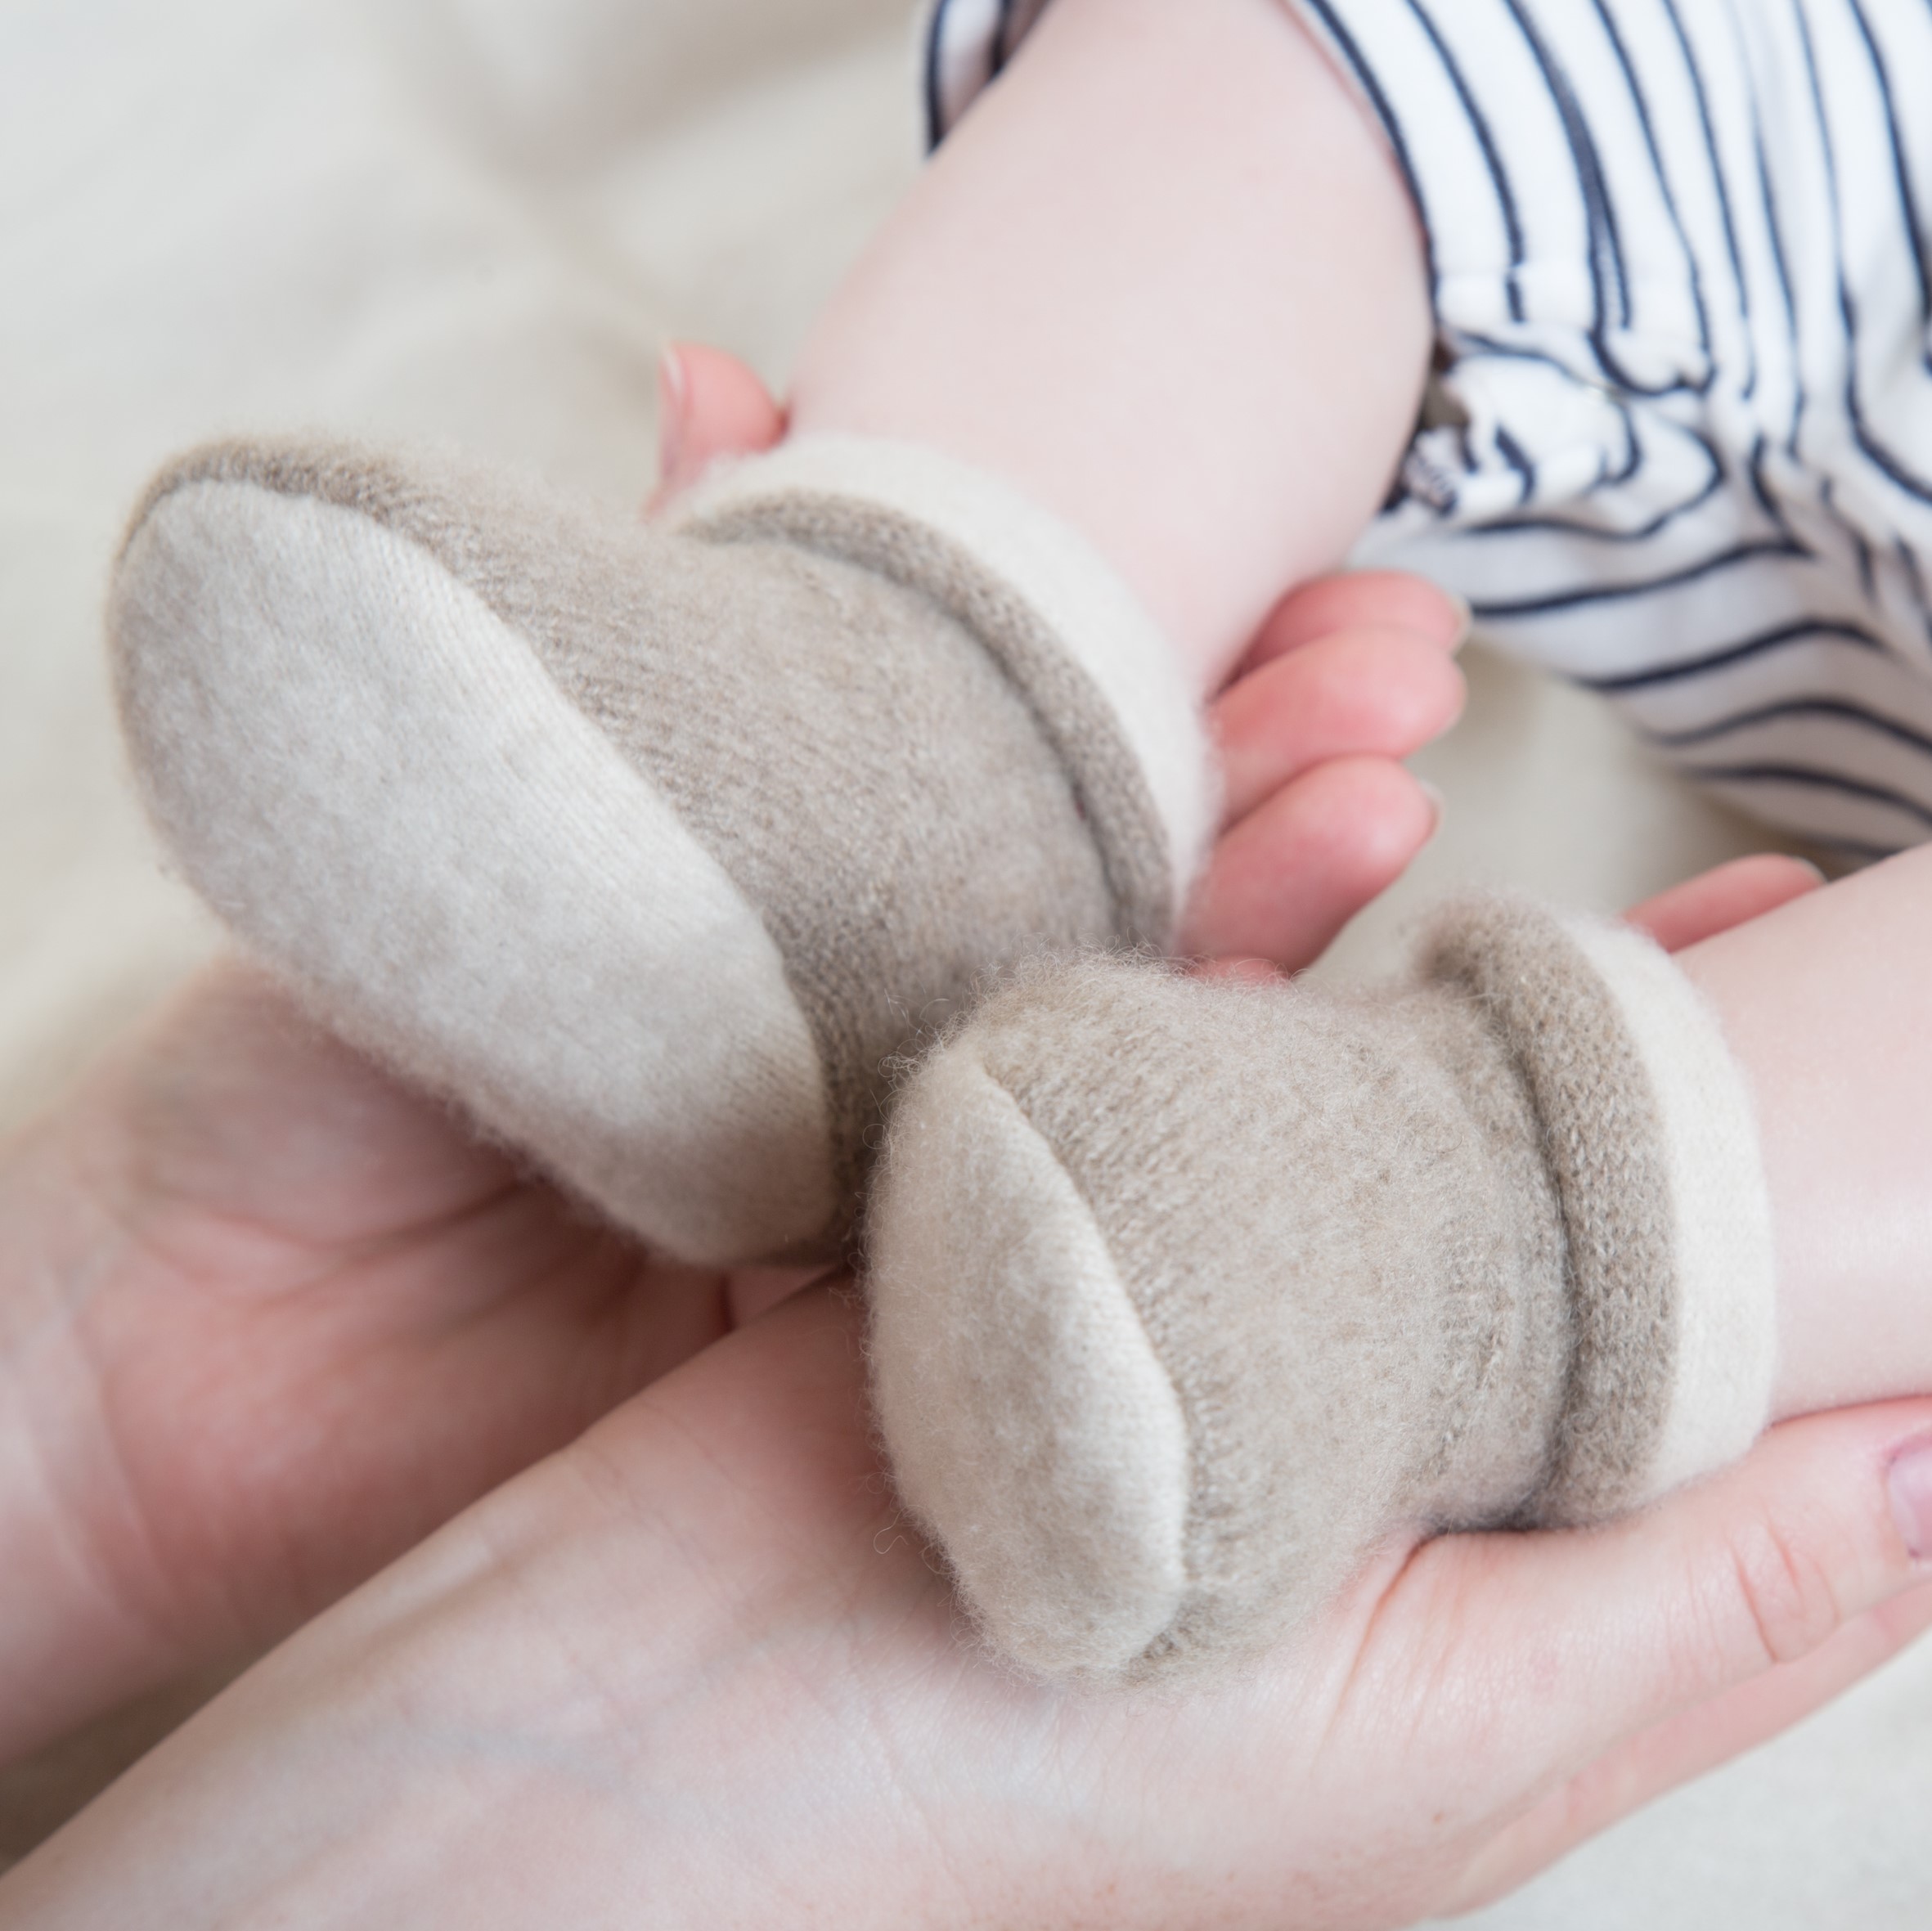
110;433;1776;1683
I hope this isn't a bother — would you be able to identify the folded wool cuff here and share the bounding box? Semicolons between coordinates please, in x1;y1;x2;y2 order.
109;433;1210;1265
1418;900;1777;1521
865;894;1777;1683
676;436;1215;936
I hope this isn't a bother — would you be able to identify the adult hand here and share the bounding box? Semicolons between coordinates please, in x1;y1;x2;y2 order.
5;1264;1927;1928
0;316;1834;1775
0;965;755;1765
7;846;1876;1927
0;346;1478;1768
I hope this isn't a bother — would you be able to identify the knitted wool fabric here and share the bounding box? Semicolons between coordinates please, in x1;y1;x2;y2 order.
867;897;1777;1682
110;434;1211;1264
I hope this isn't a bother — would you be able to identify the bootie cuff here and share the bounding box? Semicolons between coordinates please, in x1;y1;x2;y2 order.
679;434;1216;942
869;892;1777;1682
1422;898;1777;1524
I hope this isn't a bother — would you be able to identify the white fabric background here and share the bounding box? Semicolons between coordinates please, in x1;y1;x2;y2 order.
1;0;1927;1918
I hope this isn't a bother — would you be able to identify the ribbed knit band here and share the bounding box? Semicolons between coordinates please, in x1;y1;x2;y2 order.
1421;896;1776;1523
1561;914;1778;1502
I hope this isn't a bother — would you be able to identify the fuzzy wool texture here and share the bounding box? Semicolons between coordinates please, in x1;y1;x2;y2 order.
112;481;839;1264
869;897;1778;1683
1418;898;1680;1525
870;1041;1193;1674
1561;917;1778;1495
110;433;1186;1260
680;434;1215;936
11;1;1925;1912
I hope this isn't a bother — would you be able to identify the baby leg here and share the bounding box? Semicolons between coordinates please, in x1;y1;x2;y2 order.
658;342;1470;968
1680;842;1932;1420
110;0;1435;1267
869;852;1932;1682
792;0;1432;695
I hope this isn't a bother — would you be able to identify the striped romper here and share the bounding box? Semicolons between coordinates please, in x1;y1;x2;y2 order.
927;0;1932;859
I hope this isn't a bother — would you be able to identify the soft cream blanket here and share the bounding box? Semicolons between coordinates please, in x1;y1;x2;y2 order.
2;0;1927;1917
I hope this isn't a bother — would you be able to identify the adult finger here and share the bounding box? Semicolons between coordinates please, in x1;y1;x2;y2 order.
1211;625;1464;825
1624;853;1827;954
646;342;786;513
1392;1401;1932;1912
1241;570;1468;674
1179;754;1438;966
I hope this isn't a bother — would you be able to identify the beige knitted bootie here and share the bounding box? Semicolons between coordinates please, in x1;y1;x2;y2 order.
110;435;1211;1264
868;896;1777;1682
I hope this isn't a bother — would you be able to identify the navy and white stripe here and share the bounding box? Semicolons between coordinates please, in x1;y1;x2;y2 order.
923;0;1056;151
925;0;1932;857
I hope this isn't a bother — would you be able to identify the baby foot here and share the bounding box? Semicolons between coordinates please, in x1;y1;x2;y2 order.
653;342;1470;972
867;893;1780;1682
112;428;1212;1268
110;353;1468;1273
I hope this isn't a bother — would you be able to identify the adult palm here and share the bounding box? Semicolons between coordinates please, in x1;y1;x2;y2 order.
0;847;1826;1771
0;961;742;1762
4;1273;1929;1928
0;409;1474;1763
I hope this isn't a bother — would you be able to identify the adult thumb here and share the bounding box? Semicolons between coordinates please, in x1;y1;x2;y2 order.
1406;1400;1932;1910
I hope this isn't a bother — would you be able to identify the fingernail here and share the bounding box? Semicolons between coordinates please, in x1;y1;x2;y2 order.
656;344;688;484
1418;778;1446;838
1887;1437;1932;1562
1445;591;1474;653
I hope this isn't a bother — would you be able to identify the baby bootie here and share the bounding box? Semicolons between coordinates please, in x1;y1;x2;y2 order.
110;436;1211;1264
867;896;1777;1682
